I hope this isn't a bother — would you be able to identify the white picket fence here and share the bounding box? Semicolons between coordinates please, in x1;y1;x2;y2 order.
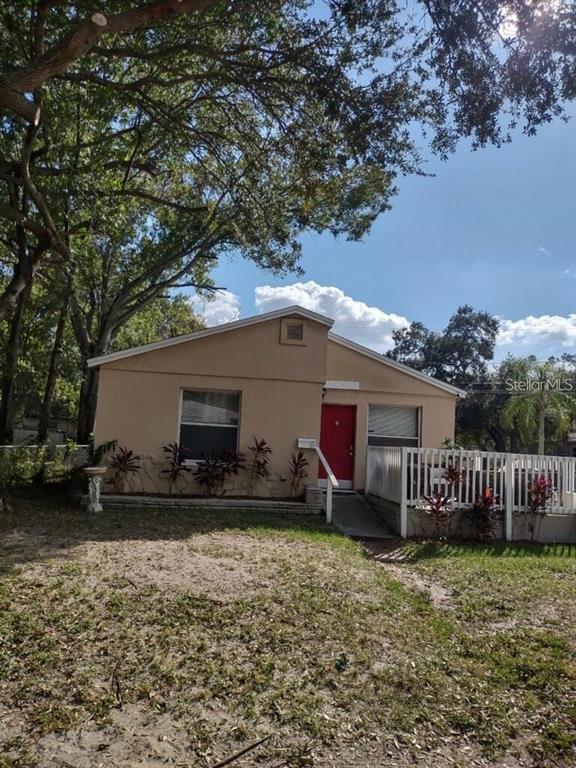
366;446;576;539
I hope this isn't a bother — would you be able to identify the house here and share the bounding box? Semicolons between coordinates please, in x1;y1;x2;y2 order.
88;306;464;495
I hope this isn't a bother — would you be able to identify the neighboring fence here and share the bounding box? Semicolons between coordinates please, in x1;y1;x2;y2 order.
366;446;576;540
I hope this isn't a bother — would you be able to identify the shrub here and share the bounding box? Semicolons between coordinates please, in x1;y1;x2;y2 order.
0;446;47;496
108;446;142;492
194;450;245;497
422;491;455;539
89;438;118;466
525;475;554;541
421;462;462;538
289;451;309;495
161;442;191;494
246;437;272;496
469;488;501;541
0;443;80;495
442;462;462;486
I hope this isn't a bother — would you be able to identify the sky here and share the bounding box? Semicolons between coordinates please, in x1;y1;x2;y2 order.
190;113;575;363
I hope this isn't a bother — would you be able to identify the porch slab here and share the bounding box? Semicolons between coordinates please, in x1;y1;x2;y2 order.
332;493;395;539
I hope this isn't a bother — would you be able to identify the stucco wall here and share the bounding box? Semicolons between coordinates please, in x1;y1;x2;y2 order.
405;507;575;543
93;316;327;496
92;318;458;496
325;340;457;490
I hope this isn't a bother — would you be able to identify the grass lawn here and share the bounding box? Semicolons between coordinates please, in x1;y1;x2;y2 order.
0;493;575;767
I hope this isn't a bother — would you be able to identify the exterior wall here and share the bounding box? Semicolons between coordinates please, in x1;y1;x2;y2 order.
104;316;328;381
325;340;457;490
93;316;327;495
366;502;576;543
365;494;402;535
92;319;458;497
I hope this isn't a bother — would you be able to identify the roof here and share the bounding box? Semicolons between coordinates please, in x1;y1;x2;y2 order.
327;333;466;398
87;305;334;368
88;304;465;397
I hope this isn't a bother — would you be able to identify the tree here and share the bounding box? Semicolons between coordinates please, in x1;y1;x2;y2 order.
502;358;576;455
0;0;428;438
0;1;574;440
387;305;500;388
388;305;502;451
0;279;199;444
457;356;528;451
1;0;575;317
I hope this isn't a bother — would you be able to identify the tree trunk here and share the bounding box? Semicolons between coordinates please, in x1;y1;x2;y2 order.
76;364;100;444
487;426;506;453
0;279;33;444
0;239;48;323
75;326;112;444
38;281;72;443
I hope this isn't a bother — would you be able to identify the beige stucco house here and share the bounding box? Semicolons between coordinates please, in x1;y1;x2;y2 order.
89;306;464;495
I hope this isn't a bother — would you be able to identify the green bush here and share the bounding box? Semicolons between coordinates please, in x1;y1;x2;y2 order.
0;443;83;496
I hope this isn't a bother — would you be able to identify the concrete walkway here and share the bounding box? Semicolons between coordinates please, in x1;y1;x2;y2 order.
332;493;395;539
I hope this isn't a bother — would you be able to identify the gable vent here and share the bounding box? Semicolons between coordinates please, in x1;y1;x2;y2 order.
286;322;304;341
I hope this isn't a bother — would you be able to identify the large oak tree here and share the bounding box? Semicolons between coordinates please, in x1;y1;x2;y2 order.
0;0;574;439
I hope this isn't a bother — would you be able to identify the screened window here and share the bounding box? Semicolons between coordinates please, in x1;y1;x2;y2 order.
179;390;240;459
367;405;419;447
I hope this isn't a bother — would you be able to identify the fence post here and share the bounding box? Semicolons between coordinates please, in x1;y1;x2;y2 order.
504;457;514;542
400;447;408;538
326;476;333;523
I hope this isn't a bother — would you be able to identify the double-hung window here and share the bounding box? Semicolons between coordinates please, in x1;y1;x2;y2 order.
179;390;240;460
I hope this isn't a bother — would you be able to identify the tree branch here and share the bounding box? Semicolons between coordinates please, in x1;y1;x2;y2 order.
99;188;208;215
0;201;65;254
0;0;218;121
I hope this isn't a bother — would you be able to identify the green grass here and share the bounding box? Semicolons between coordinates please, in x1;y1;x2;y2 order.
0;493;574;766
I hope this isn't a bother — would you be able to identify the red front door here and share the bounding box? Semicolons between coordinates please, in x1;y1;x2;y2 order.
319;404;356;486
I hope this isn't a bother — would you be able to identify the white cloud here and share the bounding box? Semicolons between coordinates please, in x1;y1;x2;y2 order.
254;280;409;352
190;281;576;363
190;290;241;326
497;314;576;357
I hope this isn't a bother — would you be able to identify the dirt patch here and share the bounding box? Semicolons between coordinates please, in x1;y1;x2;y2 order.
379;561;453;608
16;532;327;601
2;503;575;768
30;705;192;768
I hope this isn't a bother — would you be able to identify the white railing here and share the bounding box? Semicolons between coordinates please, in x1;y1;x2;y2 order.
366;446;576;539
366;446;403;504
315;446;339;523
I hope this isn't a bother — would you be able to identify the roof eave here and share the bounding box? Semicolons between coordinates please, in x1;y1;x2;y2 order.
328;333;466;398
88;305;334;368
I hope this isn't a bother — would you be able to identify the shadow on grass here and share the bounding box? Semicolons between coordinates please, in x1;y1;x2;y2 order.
0;487;348;572
401;540;576;562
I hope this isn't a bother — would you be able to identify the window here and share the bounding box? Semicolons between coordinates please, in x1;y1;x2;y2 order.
179;390;240;460
280;318;306;345
367;405;419;447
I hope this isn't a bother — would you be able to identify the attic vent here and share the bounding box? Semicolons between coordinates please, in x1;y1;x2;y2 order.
286;322;304;341
280;318;307;345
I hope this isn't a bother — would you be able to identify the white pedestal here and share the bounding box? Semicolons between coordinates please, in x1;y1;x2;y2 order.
84;467;107;513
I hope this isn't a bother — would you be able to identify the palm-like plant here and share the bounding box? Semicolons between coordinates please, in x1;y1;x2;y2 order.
502;359;576;455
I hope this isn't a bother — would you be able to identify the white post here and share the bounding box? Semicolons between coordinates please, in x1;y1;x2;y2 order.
326;476;333;523
315;446;338;523
504;457;514;542
400;447;408;538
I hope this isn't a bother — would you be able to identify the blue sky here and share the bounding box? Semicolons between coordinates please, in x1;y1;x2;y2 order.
193;113;575;361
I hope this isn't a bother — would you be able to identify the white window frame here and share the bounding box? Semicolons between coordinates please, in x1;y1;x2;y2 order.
178;388;241;463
